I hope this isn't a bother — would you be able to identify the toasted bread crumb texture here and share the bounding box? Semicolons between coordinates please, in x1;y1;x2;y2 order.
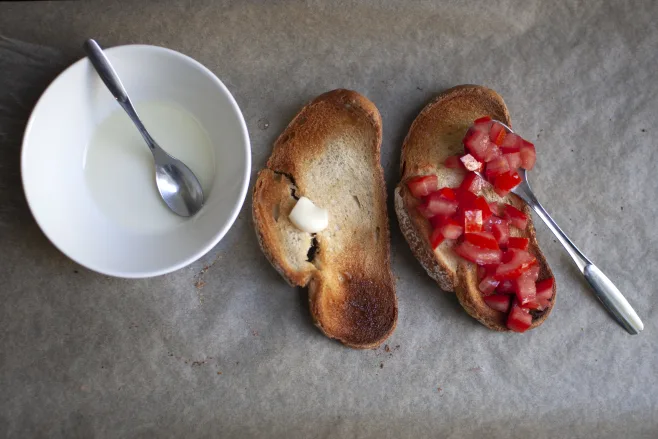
253;89;397;348
395;84;556;332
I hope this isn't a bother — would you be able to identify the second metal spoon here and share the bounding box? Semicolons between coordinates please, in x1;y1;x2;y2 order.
83;39;204;217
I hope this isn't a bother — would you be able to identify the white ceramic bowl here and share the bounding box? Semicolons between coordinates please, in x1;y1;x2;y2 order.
22;45;250;278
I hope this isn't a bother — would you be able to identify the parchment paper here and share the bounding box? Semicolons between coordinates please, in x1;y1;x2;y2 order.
1;1;657;438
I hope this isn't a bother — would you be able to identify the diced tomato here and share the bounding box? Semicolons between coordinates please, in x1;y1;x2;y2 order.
474;116;492;125
473;196;493;220
460;154;484;172
493;171;522;197
454;241;502;265
459;172;486;194
492;221;510;246
519;140;536;170
497;279;516;293
489;122;507;146
514;269;537;306
488;202;505;217
440;219;464;240
527;265;540;281
464;231;499;250
507;237;529;250
407;175;439;198
483;214;510;233
507;301;532;332
503;204;528;230
430;228;445;249
536;278;554;299
478;276;500;295
485;156;510;180
434;187;457;201
444;155;464;169
535;278;554;310
456;186;479;205
418;192;459;218
463;210;483;233
500;132;522;153
429;215;447;229
494;249;537;280
503;152;522;169
463;125;500;162
484;294;511;313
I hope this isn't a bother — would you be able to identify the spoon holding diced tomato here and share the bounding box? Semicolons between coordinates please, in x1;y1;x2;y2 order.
473;120;643;335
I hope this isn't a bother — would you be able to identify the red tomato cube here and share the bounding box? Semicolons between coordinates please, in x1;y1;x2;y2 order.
493;171;522;197
478;276;500;295
536;278;554;299
484;294;511;313
504;152;522;170
519;140;536;170
503;204;528;230
460;154;484;172
407;175;438;198
492;221;510;246
489;122;508;146
418;192;459;218
494;249;537;280
497;279;516;293
485;156;510;180
463;210;483;233
464;231;499;250
459;172;486;194
500;132;522;153
434;187;457;201
514;270;537;306
507;237;529;250
473;196;493;220
440;219;464;240
463;125;501;162
507;302;532;332
454;241;502;265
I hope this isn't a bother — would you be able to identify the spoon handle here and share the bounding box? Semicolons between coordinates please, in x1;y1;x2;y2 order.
515;182;644;334
83;39;157;150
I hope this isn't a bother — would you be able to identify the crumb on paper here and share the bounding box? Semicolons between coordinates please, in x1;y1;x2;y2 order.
380;363;384;369
384;344;390;352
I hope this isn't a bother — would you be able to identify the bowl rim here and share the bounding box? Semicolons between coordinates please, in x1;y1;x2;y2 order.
21;44;251;278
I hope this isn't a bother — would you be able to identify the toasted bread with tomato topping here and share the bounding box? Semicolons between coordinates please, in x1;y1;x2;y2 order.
253;89;397;348
394;84;556;331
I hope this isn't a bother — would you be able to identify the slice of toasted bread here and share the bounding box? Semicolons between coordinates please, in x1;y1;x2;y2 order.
253;89;397;348
394;84;556;331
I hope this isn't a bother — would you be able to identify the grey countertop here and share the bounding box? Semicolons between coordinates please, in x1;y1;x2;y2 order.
1;1;657;438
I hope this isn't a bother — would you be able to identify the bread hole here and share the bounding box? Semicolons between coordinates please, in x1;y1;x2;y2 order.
306;236;319;262
375;226;380;242
401;160;407;176
273;203;280;222
352;195;361;209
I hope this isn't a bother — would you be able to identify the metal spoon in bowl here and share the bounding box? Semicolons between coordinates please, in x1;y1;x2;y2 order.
477;121;643;334
83;39;204;217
